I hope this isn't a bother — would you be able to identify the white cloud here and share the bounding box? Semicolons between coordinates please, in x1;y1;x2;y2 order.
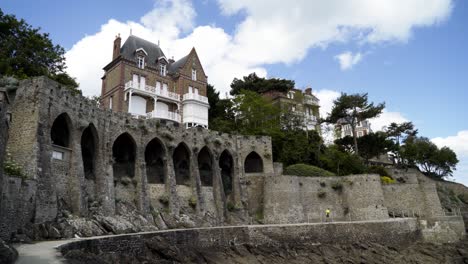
312;89;340;118
369;110;409;132
66;0;453;97
432;131;468;186
335;52;363;70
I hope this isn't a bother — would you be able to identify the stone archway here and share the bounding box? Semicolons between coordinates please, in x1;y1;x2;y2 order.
173;143;191;185
244;151;263;173
198;147;213;186
219;150;234;196
81;124;98;181
112;133;136;179
51;113;72;148
145;137;166;184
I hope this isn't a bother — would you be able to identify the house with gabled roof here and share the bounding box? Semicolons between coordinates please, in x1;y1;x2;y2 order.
101;34;209;128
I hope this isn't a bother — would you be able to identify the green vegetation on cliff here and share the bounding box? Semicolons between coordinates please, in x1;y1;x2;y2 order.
284;164;335;177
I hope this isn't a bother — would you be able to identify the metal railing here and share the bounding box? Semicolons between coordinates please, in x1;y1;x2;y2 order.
251;207;463;225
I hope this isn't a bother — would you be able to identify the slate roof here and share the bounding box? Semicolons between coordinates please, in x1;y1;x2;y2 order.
168;54;190;74
120;35;166;68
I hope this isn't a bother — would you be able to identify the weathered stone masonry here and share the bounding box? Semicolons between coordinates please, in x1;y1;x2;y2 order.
5;77;274;228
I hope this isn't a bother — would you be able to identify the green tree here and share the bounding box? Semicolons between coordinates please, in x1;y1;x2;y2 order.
0;9;79;93
319;145;366;176
229;72;295;96
335;132;394;163
401;136;458;179
206;84;236;132
232;89;281;135
325;93;385;155
385;122;418;165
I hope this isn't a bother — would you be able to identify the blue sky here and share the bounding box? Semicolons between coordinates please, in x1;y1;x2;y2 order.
2;0;467;184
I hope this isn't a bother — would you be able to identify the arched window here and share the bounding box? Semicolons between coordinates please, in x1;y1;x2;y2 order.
81;124;98;181
244;151;263;173
198;147;212;186
112;133;136;179
51;113;72;148
145;138;166;184
173;143;190;185
219;150;234;196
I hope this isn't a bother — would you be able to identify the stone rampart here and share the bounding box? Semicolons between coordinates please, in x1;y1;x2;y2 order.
59;219;421;257
263;174;388;224
4;76;274;233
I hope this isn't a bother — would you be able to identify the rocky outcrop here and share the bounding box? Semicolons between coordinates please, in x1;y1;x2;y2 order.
0;239;18;264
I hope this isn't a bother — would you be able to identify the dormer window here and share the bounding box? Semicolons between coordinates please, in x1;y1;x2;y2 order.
137;56;145;69
160;64;166;76
192;69;197;81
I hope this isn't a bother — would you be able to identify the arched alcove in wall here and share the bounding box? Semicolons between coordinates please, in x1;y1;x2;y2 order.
198;146;213;186
81;124;98;181
173;143;191;185
112;133;136;179
244;151;263;173
51;113;72;148
145;137;166;184
219;150;234;196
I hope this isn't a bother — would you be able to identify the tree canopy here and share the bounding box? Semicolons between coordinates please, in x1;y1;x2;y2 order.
401;136;458;179
229;72;295;96
0;9;79;93
325;93;385;155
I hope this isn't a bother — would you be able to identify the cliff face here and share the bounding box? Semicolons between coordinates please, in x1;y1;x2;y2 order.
437;180;468;230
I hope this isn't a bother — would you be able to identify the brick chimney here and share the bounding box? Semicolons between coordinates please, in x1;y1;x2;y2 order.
112;34;121;60
305;87;312;95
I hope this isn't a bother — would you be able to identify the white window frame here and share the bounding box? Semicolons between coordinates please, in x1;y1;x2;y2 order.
160;64;166;76
52;150;64;160
109;96;113;110
192;69;197;81
137;56;145;69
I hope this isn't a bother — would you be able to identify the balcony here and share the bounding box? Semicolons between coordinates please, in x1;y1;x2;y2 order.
125;81;180;101
146;110;181;123
182;93;209;104
305;115;318;124
304;97;319;106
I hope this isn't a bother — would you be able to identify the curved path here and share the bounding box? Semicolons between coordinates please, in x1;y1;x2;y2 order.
15;239;74;264
13;219;414;263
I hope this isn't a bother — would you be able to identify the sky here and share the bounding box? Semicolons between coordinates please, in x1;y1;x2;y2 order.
2;0;467;185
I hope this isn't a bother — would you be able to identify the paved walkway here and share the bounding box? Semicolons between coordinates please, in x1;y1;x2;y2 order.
15;239;74;264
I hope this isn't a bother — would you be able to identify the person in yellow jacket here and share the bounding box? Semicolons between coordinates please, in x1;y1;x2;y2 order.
325;208;331;221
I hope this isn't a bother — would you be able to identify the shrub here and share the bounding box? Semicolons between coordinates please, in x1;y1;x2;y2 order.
188;196;197;208
367;166;390;176
3;149;25;178
284;164;335;177
380;176;396;184
457;194;468;204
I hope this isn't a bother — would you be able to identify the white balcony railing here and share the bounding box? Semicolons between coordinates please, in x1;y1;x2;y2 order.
305;115;318;123
125;81;180;101
304;97;319;106
182;93;209;104
146;110;181;122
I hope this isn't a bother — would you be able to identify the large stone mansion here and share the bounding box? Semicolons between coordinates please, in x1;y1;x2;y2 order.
101;35;209;129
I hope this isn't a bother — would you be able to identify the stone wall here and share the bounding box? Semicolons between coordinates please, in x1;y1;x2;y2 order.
5;76;274;229
263;174;388;224
420;216;466;244
382;169;444;217
60;219;421;257
0;177;37;241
